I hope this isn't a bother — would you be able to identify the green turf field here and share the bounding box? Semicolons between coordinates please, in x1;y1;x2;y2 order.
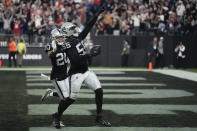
0;69;197;131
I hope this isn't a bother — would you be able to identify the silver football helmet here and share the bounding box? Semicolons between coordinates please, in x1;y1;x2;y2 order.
51;28;64;45
61;22;80;37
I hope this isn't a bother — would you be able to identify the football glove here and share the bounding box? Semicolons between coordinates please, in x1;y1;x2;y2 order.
90;45;101;56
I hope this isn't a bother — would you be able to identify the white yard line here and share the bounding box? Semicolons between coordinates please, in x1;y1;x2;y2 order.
27;89;193;99
153;69;197;82
29;127;197;131
26;76;146;81
26;83;166;87
25;71;126;75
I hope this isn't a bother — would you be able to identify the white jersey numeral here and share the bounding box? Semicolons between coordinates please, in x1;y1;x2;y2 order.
76;42;86;56
56;53;67;66
65;42;71;48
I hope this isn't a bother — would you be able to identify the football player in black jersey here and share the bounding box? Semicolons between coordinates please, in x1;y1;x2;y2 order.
59;4;111;127
45;28;75;129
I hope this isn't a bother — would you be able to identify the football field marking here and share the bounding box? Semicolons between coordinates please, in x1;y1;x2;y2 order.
26;83;166;87
28;104;197;115
27;89;193;99
26;76;146;81
29;127;197;131
153;69;197;82
26;71;126;75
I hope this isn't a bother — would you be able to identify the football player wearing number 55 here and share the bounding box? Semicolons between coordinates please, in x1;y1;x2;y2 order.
58;3;111;128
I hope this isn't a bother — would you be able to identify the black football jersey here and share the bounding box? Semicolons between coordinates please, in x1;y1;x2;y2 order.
62;6;103;75
46;43;68;80
62;38;88;75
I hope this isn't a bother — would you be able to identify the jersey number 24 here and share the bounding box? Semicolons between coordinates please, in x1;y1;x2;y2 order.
56;53;68;66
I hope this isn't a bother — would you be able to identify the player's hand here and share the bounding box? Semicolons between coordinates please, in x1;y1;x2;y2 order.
51;41;57;52
90;45;101;56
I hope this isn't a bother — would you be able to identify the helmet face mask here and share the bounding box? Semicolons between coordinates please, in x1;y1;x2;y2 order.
70;26;79;37
51;29;64;46
56;36;64;45
61;22;80;37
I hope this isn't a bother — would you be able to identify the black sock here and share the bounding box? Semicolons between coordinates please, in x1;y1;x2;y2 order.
57;98;75;117
95;88;103;115
53;92;59;97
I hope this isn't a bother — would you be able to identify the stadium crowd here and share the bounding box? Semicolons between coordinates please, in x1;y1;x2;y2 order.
0;0;196;37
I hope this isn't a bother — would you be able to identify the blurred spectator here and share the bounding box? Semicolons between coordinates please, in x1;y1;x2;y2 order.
95;15;105;35
84;39;94;66
132;13;140;33
0;14;3;33
176;1;185;21
158;20;166;34
121;39;130;67
17;38;27;67
8;37;17;67
157;37;165;68
2;13;13;34
147;37;159;68
13;18;21;42
174;41;186;69
0;0;196;37
56;14;64;27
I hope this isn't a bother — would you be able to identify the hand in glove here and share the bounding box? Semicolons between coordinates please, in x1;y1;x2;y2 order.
90;45;101;56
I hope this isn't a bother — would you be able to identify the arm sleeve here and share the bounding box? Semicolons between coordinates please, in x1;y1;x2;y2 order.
79;5;105;40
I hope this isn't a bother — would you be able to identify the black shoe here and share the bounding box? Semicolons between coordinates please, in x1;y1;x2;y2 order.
52;113;61;129
96;116;111;127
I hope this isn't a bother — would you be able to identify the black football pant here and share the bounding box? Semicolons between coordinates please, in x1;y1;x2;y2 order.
121;55;129;67
8;52;17;67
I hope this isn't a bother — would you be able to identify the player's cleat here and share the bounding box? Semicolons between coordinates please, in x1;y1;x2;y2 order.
52;121;64;127
60;121;65;127
41;88;52;102
52;113;61;129
96;116;111;127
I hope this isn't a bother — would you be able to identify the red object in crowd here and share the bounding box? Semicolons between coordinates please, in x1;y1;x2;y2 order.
5;0;12;7
13;21;21;35
101;24;105;30
57;2;62;8
80;13;83;21
56;18;64;25
94;0;100;5
0;60;2;67
174;17;178;23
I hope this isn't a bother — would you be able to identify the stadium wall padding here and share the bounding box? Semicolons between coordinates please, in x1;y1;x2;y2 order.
0;35;197;67
0;47;51;66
